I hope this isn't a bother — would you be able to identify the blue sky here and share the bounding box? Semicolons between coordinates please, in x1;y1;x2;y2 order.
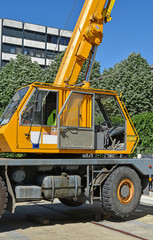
1;0;153;72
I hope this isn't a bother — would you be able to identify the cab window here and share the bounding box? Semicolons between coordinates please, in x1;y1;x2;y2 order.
20;89;57;126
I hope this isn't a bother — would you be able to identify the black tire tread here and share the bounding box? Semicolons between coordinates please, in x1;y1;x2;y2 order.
102;166;142;218
0;176;8;218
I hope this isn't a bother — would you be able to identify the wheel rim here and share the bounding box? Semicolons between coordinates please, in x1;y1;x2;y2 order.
117;178;134;204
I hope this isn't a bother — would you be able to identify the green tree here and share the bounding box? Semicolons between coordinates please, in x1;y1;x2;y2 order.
92;53;153;116
0;54;43;113
132;112;153;154
78;59;101;84
43;51;101;84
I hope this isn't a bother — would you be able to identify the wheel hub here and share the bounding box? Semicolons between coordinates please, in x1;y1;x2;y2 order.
117;178;134;204
120;185;130;198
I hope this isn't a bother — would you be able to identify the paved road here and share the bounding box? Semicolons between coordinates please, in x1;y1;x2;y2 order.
0;200;153;240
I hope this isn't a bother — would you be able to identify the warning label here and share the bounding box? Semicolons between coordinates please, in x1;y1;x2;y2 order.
43;132;51;135
51;128;57;135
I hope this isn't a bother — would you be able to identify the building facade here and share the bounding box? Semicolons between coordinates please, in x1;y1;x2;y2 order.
0;18;72;68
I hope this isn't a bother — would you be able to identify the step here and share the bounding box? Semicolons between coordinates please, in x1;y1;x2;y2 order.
93;183;101;187
93;197;101;200
93;170;110;173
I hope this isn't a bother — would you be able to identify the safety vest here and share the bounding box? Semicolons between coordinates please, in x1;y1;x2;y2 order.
47;109;56;126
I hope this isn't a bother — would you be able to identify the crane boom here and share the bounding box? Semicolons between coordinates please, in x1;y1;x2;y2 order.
53;0;115;87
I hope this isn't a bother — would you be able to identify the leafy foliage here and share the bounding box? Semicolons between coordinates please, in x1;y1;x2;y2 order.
43;51;101;84
0;54;43;113
92;52;153;116
77;59;101;84
132;112;153;153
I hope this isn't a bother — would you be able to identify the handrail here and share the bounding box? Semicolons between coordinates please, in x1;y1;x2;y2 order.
121;101;139;153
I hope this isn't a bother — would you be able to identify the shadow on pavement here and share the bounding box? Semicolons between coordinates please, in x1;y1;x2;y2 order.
0;202;152;233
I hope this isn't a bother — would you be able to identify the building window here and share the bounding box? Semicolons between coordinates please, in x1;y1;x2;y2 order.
35;50;41;58
23;47;45;58
60;37;70;46
35;33;46;42
2;44;22;54
35;49;45;58
3;26;23;38
10;46;16;54
46;50;58;59
24;30;46;42
47;35;59;44
24;31;35;41
2;44;10;53
24;48;34;57
16;47;22;54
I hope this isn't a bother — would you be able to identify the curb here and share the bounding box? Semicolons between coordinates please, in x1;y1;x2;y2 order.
140;192;153;206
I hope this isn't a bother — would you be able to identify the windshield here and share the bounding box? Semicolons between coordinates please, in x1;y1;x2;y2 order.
0;87;29;125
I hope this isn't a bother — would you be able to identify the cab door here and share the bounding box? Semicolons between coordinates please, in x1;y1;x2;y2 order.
58;91;94;149
17;87;58;150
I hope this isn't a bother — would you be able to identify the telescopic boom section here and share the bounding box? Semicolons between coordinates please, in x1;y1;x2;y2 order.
53;0;115;87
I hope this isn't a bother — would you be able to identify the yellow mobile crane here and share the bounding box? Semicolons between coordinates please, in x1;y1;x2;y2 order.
0;0;152;219
0;0;138;155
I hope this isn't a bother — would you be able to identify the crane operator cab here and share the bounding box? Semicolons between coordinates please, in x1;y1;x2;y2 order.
94;94;125;151
0;83;138;155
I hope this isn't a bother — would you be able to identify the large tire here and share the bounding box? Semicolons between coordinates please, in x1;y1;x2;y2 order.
102;166;142;218
59;197;83;207
0;176;8;218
